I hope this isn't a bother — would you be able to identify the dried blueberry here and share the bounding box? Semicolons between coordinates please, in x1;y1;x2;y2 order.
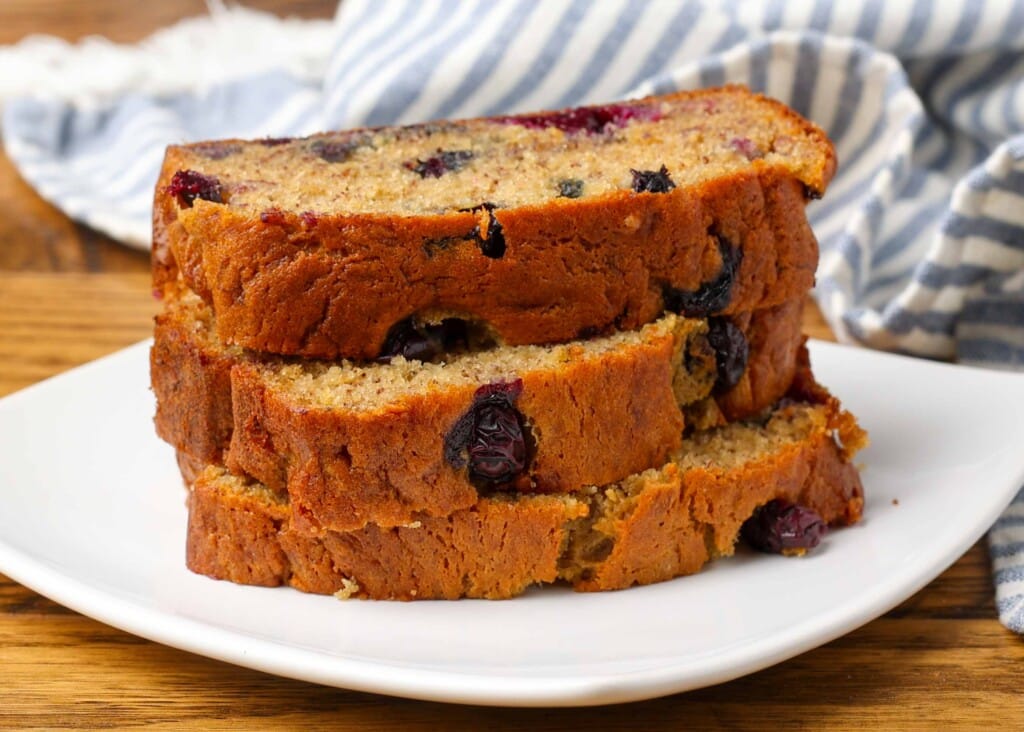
803;183;824;201
630;165;675;194
259;137;293;146
190;141;241;160
393;120;461;140
706;317;749;392
663;235;743;317
377;318;468;363
444;380;528;488
168;170;223;207
461;202;506;258
557;178;584;199
407;149;474;178
260;209;286;226
299;211;319;228
479;212;505;258
741;500;828;554
310;137;361;163
499;103;660;135
466;401;527;484
421;232;476;258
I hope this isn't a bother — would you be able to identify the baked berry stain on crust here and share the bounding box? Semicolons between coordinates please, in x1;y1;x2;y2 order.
309;137;364;163
445;379;528;489
406;149;474;178
707;317;750;392
391;120;464;141
630;165;676;193
376;318;468;363
663;234;744;317
190;141;241;160
168;170;223;207
498;102;661;135
741;500;827;554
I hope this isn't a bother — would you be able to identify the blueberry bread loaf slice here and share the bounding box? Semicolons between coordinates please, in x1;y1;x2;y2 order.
184;364;866;600
153;287;806;531
153;85;834;359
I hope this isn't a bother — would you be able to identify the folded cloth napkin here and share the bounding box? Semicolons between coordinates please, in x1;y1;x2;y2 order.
3;0;1023;629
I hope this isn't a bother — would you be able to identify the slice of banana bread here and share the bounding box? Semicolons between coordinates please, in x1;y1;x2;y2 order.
152;287;806;531
185;370;866;600
153;85;833;359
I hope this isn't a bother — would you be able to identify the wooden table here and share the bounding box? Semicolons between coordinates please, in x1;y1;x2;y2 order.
2;2;1022;727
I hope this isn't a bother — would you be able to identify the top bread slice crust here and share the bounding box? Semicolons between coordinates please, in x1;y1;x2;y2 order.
153;85;835;359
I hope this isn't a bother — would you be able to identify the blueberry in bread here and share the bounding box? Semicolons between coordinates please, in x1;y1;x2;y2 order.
152;85;834;359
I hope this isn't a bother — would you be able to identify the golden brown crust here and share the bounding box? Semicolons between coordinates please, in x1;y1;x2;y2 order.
176;450;205;485
575;413;863;592
158;169;818;360
717;297;804;420
153;290;807;531
186;475;294;588
151;306;235;466
185;391;864;600
152;87;831;360
186;472;588;600
785;343;869;459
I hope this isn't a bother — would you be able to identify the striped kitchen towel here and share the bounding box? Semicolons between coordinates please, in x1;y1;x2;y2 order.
2;0;1023;629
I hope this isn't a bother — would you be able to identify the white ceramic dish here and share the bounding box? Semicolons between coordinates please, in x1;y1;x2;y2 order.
1;340;1022;707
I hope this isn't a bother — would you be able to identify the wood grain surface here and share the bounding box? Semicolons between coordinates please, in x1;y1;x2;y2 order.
1;2;1022;728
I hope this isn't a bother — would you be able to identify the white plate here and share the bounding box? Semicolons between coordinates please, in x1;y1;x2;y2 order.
1;340;1022;707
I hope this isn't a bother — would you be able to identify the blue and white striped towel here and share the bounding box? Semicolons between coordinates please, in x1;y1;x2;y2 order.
3;0;1023;629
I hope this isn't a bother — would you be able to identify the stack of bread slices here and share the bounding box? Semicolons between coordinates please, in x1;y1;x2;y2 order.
150;85;866;600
